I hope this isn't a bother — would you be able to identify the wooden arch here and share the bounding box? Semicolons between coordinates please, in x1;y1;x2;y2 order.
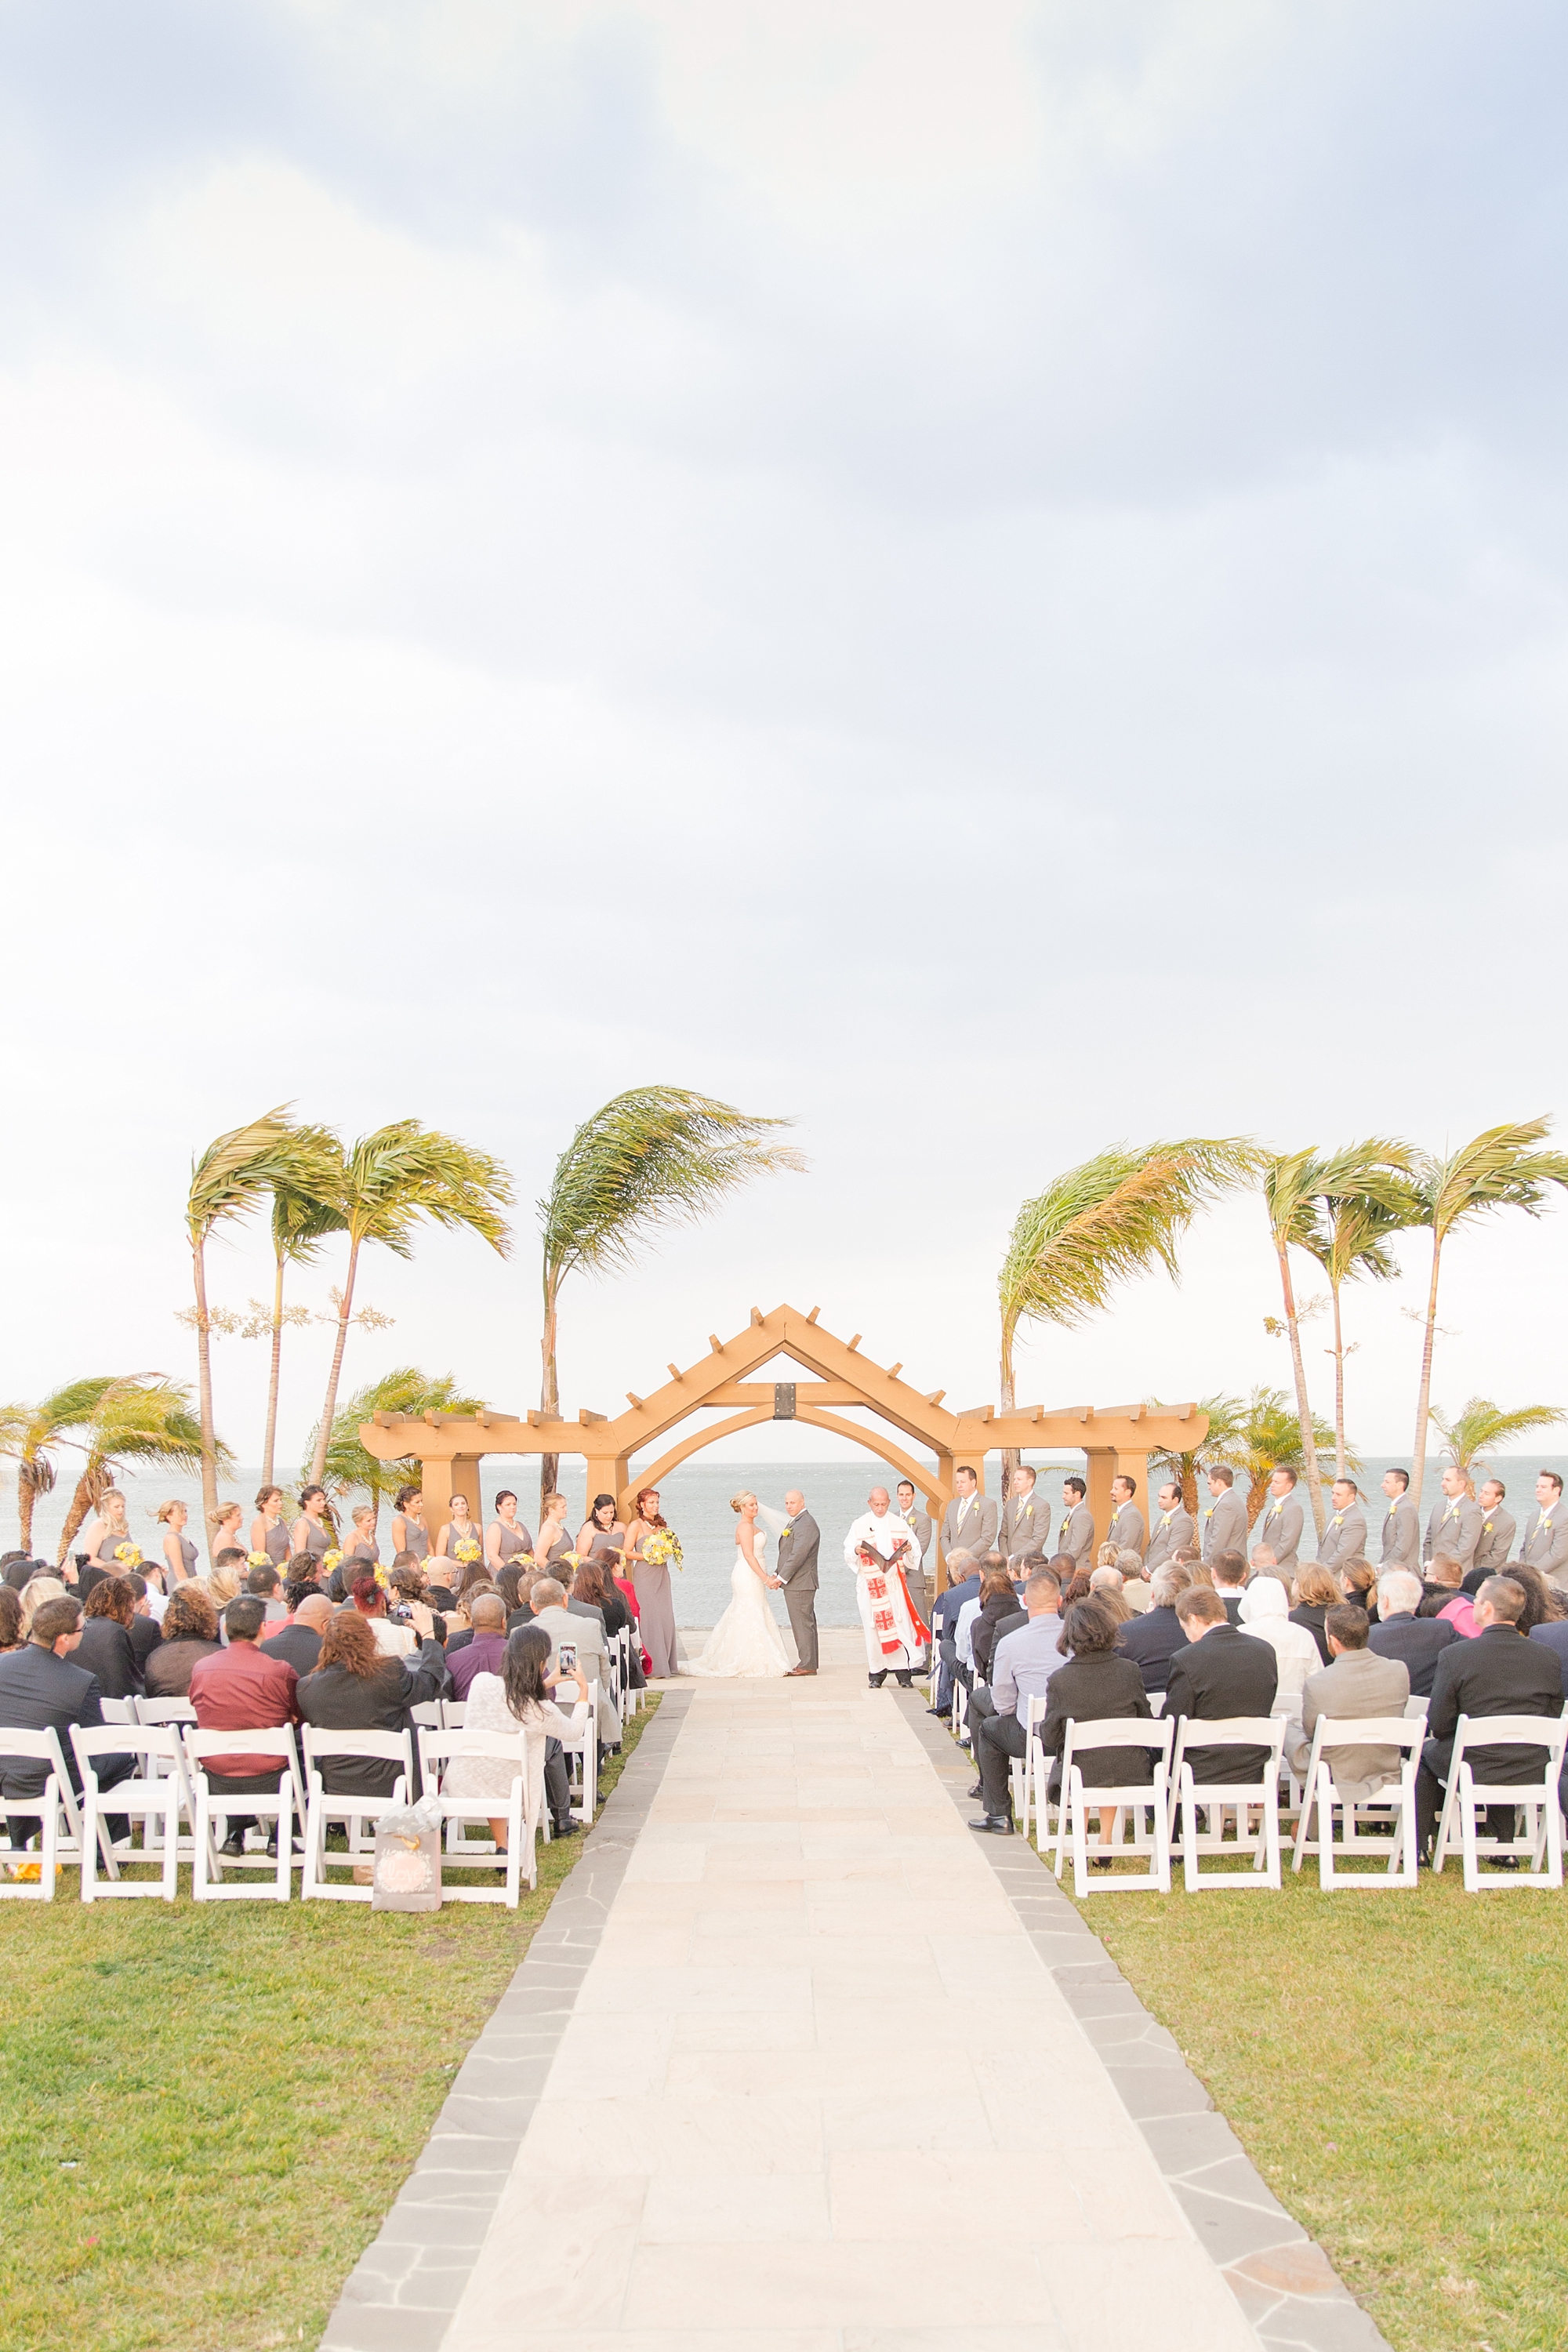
358;1302;1210;1578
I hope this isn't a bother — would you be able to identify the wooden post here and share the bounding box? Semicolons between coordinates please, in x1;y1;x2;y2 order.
423;1454;483;1553
1085;1449;1116;1552
1114;1450;1150;1548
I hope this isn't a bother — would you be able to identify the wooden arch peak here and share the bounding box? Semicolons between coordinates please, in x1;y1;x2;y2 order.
358;1302;1210;1555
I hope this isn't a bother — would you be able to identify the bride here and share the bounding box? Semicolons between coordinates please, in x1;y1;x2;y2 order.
681;1492;793;1679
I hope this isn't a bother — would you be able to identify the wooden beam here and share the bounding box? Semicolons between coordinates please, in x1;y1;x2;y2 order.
709;1334;724;1352
848;1334;861;1351
750;1306;764;1325
806;1305;819;1323
579;1408;606;1425
925;1390;946;1406
667;1363;683;1381
887;1363;902;1379
626;1392;643;1409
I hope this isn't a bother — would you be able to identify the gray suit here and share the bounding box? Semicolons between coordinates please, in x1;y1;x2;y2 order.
1105;1501;1146;1560
1200;1490;1248;1563
1519;1505;1568;1586
1473;1506;1517;1575
1145;1506;1195;1572
1286;1645;1411;1802
1379;1500;1421;1567
775;1509;820;1670
1424;1496;1482;1571
1058;1502;1095;1568
1254;1494;1304;1571
1000;1489;1051;1563
1316;1508;1368;1570
532;1604;619;1744
942;1493;998;1566
899;1507;934;1623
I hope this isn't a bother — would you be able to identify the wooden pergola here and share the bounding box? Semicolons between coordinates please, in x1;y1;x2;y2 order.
360;1302;1208;1581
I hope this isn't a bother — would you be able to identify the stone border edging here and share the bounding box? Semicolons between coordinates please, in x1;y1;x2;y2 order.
898;1694;1395;2352
320;1689;695;2352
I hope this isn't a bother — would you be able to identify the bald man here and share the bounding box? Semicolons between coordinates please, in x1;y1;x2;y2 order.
260;1592;332;1677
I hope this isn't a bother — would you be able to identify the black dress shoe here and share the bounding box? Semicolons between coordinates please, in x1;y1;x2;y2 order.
218;1831;246;1858
552;1820;582;1838
926;1706;950;1719
868;1672;887;1689
969;1813;1014;1835
967;1783;983;1800
893;1672;913;1689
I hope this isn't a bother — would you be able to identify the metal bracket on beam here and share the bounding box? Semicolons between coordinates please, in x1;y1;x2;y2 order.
773;1383;797;1421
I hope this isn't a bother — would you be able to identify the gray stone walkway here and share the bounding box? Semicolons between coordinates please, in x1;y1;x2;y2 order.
324;1666;1390;2352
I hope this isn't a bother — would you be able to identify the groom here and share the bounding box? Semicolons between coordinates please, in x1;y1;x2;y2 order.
776;1490;820;1676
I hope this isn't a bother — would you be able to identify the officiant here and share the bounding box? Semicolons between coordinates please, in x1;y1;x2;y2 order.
844;1488;929;1690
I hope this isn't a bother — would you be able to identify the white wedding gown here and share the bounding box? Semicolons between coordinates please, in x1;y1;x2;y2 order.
681;1528;793;1679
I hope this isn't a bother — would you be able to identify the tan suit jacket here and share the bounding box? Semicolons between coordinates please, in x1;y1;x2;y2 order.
1315;1508;1367;1569
1287;1646;1410;1801
1200;1490;1248;1563
942;1493;998;1563
532;1604;620;1744
1105;1501;1146;1560
1058;1502;1095;1567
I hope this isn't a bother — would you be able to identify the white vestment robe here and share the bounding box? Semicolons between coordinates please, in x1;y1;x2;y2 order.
844;1511;930;1671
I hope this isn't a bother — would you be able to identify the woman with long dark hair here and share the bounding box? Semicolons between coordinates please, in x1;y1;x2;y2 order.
578;1492;626;1568
624;1485;677;1678
441;1624;590;1846
251;1486;292;1569
291;1483;334;1567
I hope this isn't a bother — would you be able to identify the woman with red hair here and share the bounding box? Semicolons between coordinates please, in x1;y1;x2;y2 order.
624;1485;677;1678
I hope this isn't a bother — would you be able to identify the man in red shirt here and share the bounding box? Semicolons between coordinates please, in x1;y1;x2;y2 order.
189;1595;301;1857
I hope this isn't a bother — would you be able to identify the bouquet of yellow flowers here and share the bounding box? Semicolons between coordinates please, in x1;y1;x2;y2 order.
322;1549;343;1576
247;1552;273;1572
642;1530;683;1571
453;1538;481;1566
114;1542;143;1570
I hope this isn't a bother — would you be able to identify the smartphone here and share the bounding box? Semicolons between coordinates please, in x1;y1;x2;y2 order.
558;1641;578;1675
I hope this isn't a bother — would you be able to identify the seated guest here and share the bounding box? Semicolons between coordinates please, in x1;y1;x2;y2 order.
1117;1566;1192;1694
506;1570;542;1633
350;1566;429;1660
1369;1570;1457;1696
1114;1548;1152;1614
1416;1576;1565;1860
953;1554;1005;1686
296;1609;449;1799
1290;1566;1341;1665
1417;1555;1475;1637
397;1549;452;1608
0;1595;135;1842
188;1597;302;1857
20;1577;67;1639
143;1584;223;1697
494;1565;525;1622
260;1592;333;1676
124;1575;165;1666
1236;1576;1321;1715
1337;1555;1380;1624
74;1578;145;1700
448;1592;509;1698
1501;1561;1555;1639
529;1578;619;1749
1039;1598;1155;1862
441;1623;591;1846
928;1548;981;1717
1088;1566;1131;1624
245;1561;287;1623
1212;1550;1250;1624
968;1566;1068;1834
1284;1604;1410;1800
1163;1588;1279;1782
0;1589;21;1652
572;1559;644;1689
970;1563;1026;1684
566;1563;609;1638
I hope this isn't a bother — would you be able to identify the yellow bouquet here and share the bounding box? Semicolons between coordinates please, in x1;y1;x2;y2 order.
246;1552;272;1572
642;1530;683;1572
322;1549;343;1575
114;1542;143;1570
453;1538;481;1566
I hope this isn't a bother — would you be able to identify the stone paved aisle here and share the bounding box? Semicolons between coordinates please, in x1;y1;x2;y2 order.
327;1662;1388;2352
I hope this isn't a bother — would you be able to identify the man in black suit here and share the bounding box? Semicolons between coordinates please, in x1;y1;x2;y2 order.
1368;1570;1457;1697
0;1595;133;1846
778;1490;821;1676
260;1592;332;1677
1163;1587;1279;1781
1416;1575;1566;1859
927;1551;982;1716
1117;1566;1193;1694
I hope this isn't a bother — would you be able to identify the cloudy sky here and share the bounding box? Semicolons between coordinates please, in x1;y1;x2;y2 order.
3;0;1566;1472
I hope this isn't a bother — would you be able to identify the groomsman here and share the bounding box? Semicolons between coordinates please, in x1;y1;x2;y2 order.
895;1479;935;1623
1518;1470;1568;1588
1105;1475;1146;1560
1000;1465;1051;1564
1379;1468;1422;1567
1472;1479;1516;1577
941;1466;997;1571
1200;1467;1248;1563
1254;1468;1305;1572
1056;1475;1094;1567
1424;1465;1483;1573
1145;1483;1195;1572
1316;1479;1368;1570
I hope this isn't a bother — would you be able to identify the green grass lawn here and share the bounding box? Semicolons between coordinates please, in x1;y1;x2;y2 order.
0;1696;661;2352
1075;1866;1568;2352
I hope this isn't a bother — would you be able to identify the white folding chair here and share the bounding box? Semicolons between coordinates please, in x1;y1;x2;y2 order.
186;1729;300;1902
1433;1711;1568;1891
443;1699;467;1728
618;1628;641;1717
1008;1695;1051;1842
1290;1717;1423;1889
557;1687;597;1827
1169;1718;1286;1892
126;1698;202;1858
300;1728;412;1903
409;1700;444;1731
71;1726;185;1901
1051;1719;1174;1896
0;1730;91;1900
100;1697;137;1725
417;1728;536;1904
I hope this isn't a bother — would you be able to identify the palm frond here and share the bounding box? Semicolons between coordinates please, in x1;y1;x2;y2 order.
999;1138;1259;1352
1432;1395;1566;1473
1417;1117;1568;1241
1259;1148;1333;1258
88;1375;230;1475
307;1365;487;1504
187;1106;300;1243
270;1125;348;1265
1305;1137;1425;1287
341;1122;514;1259
539;1087;807;1294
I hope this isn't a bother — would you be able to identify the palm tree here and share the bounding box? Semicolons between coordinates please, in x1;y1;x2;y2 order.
187;1108;299;1544
308;1123;513;1486
254;1126;346;1491
53;1376;220;1563
0;1377;120;1552
1301;1139;1422;1480
1147;1392;1247;1518
1409;1120;1568;1500
310;1366;487;1536
997;1138;1259;1497
537;1087;807;1508
1432;1396;1566;1483
1234;1385;1345;1531
1258;1151;1335;1541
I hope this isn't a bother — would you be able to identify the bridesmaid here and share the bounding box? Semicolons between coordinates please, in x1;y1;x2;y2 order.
625;1485;677;1679
209;1501;245;1557
434;1491;485;1565
390;1484;431;1565
251;1486;292;1569
486;1490;535;1573
292;1483;334;1569
80;1490;134;1570
345;1504;380;1564
578;1491;626;1569
535;1491;572;1566
157;1498;199;1587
